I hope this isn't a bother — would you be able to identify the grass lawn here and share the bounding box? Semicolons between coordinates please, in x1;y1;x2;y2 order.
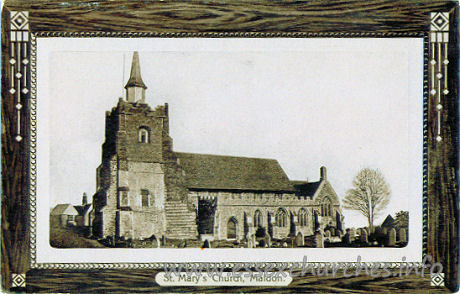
50;221;106;248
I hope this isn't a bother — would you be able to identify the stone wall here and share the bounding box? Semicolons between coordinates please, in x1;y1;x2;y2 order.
313;181;344;230
132;210;165;239
188;190;339;241
92;100;171;240
116;101;167;163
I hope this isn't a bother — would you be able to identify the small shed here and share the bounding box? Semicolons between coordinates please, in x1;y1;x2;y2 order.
51;204;78;227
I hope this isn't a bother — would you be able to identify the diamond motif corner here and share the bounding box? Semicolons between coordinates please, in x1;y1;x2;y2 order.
430;272;444;287
431;12;449;32
11;273;26;288
10;11;29;30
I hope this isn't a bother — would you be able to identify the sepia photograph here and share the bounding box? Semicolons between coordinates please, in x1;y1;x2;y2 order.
42;38;421;253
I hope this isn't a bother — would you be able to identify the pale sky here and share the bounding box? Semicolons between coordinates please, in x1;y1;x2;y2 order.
44;38;423;228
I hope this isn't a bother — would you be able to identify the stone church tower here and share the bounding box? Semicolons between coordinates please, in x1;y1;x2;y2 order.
91;52;197;240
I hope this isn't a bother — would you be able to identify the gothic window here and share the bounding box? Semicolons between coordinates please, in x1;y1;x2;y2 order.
227;217;237;239
141;189;150;207
321;197;332;217
299;208;308;226
138;127;150;143
254;210;262;227
276;208;287;227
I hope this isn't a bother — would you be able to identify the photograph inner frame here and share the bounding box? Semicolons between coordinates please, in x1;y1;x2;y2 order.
1;1;458;293
38;38;422;262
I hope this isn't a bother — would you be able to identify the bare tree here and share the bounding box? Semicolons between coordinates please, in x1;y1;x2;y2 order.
343;168;391;233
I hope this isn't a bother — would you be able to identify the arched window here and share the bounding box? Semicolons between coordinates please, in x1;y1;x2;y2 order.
276;208;287;227
299;208;308;226
321;197;332;217
254;210;262;227
138;127;150;143
227;217;237;239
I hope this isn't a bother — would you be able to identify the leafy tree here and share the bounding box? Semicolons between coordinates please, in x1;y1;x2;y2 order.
394;211;409;230
343;168;391;233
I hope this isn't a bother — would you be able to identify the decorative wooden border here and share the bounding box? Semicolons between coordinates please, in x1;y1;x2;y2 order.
2;1;458;293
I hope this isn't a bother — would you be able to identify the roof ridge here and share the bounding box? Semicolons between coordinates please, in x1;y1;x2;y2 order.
174;151;278;161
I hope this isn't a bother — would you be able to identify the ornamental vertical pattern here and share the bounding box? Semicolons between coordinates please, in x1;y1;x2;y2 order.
9;11;30;142
429;12;449;143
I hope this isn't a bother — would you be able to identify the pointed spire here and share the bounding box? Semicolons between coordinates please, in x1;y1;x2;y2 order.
124;51;147;89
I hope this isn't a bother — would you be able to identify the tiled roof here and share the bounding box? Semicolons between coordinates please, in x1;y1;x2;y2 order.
51;204;78;215
175;152;296;192
291;180;322;196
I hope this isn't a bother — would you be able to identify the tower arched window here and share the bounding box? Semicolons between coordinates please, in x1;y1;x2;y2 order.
138;127;150;143
276;208;288;227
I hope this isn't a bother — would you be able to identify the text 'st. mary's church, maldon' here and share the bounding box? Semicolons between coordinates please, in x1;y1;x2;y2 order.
91;52;344;244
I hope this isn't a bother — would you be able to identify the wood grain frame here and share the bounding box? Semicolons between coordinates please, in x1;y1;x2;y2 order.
1;0;458;292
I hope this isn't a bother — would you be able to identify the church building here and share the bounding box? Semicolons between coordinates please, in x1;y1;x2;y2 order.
91;52;344;245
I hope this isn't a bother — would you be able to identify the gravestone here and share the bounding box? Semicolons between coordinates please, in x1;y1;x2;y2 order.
386;228;396;246
150;236;159;248
161;235;166;246
325;230;331;238
246;232;251;241
363;227;369;236
314;231;324;248
108;236;114;247
245;233;255;248
343;229;352;245
329;228;335;236
203;240;210;248
282;241;288;248
349;228;355;240
335;229;343;237
360;229;368;243
295;232;304;247
264;234;271;247
398;228;407;243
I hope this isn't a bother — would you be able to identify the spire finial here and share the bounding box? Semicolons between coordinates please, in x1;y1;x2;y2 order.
124;51;147;103
125;51;147;89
